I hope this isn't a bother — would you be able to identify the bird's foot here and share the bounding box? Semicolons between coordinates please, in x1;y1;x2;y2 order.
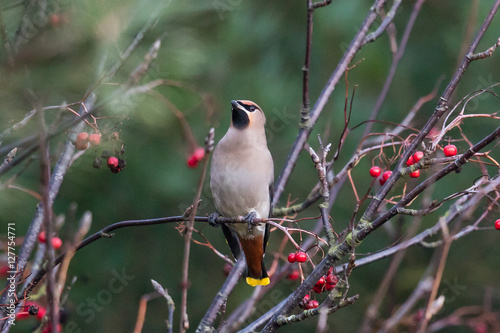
208;212;221;227
244;211;258;232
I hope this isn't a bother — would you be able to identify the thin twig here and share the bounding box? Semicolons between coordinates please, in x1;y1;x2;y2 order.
196;258;245;332
467;37;500;61
360;0;500;230
180;128;214;332
134;291;161;333
272;0;389;208
151;279;175;333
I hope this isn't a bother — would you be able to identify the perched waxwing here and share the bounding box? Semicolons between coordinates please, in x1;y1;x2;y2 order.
210;100;274;287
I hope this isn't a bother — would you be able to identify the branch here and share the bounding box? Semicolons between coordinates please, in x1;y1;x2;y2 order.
360;0;500;225
272;0;389;208
378;277;434;333
261;123;500;332
196;258;245;332
361;0;427;142
180;128;214;332
336;176;500;274
467;37;500;61
152;279;175;333
275;295;359;326
309;142;336;244
363;0;403;45
0;95;95;332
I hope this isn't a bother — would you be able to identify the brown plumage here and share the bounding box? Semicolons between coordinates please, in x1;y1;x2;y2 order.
210;100;274;286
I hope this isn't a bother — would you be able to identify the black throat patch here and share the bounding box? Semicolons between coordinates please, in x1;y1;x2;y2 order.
232;107;250;129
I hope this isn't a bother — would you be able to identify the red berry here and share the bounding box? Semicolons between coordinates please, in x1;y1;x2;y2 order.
379;170;392;185
300;294;311;309
409;169;420;178
287;253;296;263
312;285;323;293
107;157;119;169
307;300;319;309
187;147;205;168
495;219;500;230
38;231;46;243
75;132;89;150
77;132;89;142
16;302;37;320
0;264;9;277
474;322;487;333
369;166;381;177
326;274;338;286
287;270;300;280
36;306;47;320
193;147;205;160
51;237;62;250
89;133;101;146
325;283;335;291
443;144;457;157
315;276;325;287
325;275;338;290
108;158;126;174
413;151;424;163
75;141;88;150
406;156;414;166
295;252;307;263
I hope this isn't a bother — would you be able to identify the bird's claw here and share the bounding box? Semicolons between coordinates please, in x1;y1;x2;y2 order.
208;212;221;227
244;212;258;232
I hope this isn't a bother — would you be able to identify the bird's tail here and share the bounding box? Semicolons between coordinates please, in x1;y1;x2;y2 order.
246;260;270;287
240;238;270;287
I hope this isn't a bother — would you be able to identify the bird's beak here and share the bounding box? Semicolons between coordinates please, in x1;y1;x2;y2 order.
231;100;240;110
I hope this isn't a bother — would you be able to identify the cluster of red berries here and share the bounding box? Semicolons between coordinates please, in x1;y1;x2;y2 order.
187;147;205;168
38;231;62;249
297;268;338;310
312;268;338;293
370;146;459;184
287;251;308;263
495;219;500;230
299;294;319;310
75;130;127;174
75;132;101;150
286;251;308;280
405;150;424;178
369;167;393;185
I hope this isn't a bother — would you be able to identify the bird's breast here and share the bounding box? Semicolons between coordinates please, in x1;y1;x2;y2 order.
210;143;272;229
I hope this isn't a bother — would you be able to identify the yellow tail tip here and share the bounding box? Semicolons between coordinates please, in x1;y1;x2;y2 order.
246;277;270;287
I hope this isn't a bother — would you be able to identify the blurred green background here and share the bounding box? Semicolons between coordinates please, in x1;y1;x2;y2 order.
1;0;499;332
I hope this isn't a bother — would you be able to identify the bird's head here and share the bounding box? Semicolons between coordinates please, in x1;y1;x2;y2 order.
230;100;266;130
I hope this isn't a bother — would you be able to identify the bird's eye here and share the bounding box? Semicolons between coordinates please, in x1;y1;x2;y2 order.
249;105;256;112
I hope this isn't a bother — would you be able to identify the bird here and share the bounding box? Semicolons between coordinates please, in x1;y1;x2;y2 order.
210;100;274;287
